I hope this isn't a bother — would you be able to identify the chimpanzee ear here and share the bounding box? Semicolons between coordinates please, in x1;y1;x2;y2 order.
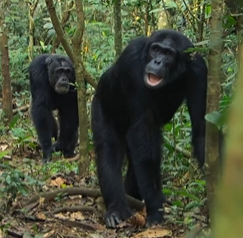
45;57;53;69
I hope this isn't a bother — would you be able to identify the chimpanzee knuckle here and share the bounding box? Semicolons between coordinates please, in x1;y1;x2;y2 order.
105;211;121;227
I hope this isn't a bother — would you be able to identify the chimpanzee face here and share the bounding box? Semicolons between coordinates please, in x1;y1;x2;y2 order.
144;36;188;89
45;56;74;94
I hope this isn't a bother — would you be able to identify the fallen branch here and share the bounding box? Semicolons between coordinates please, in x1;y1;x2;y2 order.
14;187;144;212
45;205;97;215
13;105;29;115
175;145;191;158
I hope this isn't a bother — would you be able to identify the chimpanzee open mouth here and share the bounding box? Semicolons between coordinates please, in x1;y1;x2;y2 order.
145;73;163;87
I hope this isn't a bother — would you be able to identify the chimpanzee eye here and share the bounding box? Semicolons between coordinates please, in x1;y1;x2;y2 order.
65;68;71;74
152;46;160;53
164;50;171;55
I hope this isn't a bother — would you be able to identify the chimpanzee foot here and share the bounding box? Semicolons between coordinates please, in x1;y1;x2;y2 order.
52;142;76;158
52;141;62;152
42;157;51;164
146;210;164;227
63;150;76;158
42;148;53;163
105;208;133;228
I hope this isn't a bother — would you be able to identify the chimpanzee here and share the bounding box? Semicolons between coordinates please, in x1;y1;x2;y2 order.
91;29;207;227
29;54;78;163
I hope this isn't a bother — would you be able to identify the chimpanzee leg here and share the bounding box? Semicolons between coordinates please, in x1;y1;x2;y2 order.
51;114;58;141
53;108;78;157
124;157;141;200
64;130;78;157
31;102;56;163
92;98;132;227
127;121;164;225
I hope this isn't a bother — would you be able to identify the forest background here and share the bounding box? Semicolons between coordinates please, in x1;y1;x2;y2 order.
0;0;242;237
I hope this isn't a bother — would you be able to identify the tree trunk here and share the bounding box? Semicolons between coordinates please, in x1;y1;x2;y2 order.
52;0;74;53
72;0;89;177
0;5;13;125
27;0;39;61
205;0;223;218
213;45;243;238
45;0;89;177
113;0;122;58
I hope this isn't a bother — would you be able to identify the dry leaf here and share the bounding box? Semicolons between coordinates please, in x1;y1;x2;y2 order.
135;227;172;238
39;197;45;205
36;212;46;220
50;177;66;187
0;144;8;151
43;230;55;238
70;211;85;221
54;213;66;219
127;212;146;227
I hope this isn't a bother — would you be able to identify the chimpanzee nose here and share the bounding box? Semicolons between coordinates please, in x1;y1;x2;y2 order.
61;77;68;82
154;56;162;64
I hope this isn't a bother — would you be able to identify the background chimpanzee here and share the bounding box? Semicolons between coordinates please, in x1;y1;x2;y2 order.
29;54;78;163
91;29;207;227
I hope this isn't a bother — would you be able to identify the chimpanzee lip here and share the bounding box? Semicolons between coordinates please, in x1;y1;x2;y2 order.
145;73;163;87
55;86;69;94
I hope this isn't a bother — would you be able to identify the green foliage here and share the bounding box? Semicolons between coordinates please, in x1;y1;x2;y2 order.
8;114;37;151
205;111;224;130
0;160;44;210
0;0;240;232
40;159;79;177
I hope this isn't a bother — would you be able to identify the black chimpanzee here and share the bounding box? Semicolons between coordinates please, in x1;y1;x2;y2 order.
91;29;207;227
29;54;78;163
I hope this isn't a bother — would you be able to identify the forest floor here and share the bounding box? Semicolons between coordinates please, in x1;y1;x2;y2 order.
0;115;209;238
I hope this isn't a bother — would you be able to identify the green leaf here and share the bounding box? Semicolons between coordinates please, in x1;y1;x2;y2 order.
205;111;224;129
205;5;211;16
165;1;177;9
40;41;46;50
43;22;53;29
9;114;20;129
0;151;9;159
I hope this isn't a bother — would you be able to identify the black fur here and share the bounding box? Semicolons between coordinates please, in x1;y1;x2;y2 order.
29;54;78;163
91;30;207;227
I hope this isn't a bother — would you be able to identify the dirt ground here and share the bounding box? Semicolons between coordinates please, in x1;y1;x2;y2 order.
0;136;209;238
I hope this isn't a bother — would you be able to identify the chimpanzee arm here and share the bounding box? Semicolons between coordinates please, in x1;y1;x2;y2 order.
54;100;79;157
126;98;165;225
31;101;56;163
51;90;78;158
91;96;132;227
186;54;207;167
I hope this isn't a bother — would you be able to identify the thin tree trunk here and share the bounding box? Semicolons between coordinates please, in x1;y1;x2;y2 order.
0;5;13;125
113;0;122;58
205;0;223;218
52;0;74;53
45;0;89;177
27;0;39;61
72;0;89;177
